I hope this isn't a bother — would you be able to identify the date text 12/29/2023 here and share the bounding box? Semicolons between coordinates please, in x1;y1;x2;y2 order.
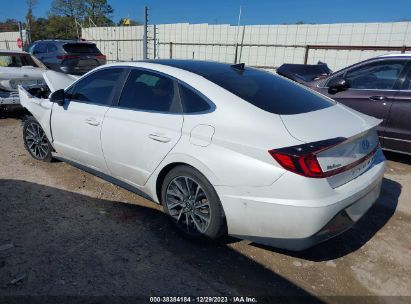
149;296;258;303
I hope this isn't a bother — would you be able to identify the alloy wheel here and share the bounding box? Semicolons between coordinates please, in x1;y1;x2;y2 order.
25;122;50;159
165;176;211;234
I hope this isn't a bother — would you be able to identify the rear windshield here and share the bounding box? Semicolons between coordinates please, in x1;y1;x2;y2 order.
0;53;38;68
63;43;100;54
206;68;334;115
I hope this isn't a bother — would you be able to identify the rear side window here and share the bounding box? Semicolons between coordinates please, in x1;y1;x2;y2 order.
0;54;37;67
343;60;406;90
178;84;211;113
118;69;177;112
34;43;47;54
70;68;124;105
63;43;100;54
47;43;58;53
206;68;333;115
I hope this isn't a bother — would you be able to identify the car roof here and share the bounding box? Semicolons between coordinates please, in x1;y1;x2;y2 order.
377;53;411;58
0;49;28;55
31;40;96;45
145;59;247;77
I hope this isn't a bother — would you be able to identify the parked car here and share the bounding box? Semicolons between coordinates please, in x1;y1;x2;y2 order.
18;60;385;251
0;49;46;111
28;40;106;75
277;54;411;155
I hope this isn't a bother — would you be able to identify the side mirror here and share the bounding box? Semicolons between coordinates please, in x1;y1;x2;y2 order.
50;89;65;106
328;77;349;95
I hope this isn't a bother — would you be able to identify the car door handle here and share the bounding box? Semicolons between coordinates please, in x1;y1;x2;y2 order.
85;118;100;126
148;133;171;143
369;96;387;101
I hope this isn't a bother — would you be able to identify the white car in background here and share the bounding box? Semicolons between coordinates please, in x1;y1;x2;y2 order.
0;49;46;110
18;60;385;251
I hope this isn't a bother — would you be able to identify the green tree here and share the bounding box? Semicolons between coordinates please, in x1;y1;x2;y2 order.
46;15;79;39
49;0;86;39
85;0;115;26
31;18;50;41
0;19;19;31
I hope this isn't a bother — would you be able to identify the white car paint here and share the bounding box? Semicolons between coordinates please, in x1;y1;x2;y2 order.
18;61;386;250
0;49;46;106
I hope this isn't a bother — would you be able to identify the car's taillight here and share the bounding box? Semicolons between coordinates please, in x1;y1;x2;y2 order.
96;54;106;59
57;55;81;60
269;137;347;178
270;137;378;178
270;151;326;178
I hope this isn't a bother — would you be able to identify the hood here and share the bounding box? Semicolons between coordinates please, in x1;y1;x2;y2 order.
43;70;79;92
280;103;382;143
276;63;332;83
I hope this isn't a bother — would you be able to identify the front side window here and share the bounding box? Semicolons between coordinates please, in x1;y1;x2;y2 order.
178;84;211;113
341;60;406;90
70;68;124;105
118;69;176;112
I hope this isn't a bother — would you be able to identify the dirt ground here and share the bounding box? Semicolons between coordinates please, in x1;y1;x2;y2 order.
0;113;410;303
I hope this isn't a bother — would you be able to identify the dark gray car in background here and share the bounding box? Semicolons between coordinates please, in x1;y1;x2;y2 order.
277;54;411;155
28;40;106;75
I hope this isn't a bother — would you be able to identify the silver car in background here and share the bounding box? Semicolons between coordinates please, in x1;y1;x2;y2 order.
0;49;46;111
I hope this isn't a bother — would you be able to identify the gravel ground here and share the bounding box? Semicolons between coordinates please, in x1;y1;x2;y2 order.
0;113;410;303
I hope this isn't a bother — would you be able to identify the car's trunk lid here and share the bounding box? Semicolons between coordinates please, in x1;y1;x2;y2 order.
280;104;382;187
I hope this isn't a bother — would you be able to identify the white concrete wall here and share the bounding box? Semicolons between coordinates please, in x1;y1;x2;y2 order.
82;22;411;70
0;31;26;51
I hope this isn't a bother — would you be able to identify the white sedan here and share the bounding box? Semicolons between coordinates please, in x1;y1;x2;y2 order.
18;60;385;251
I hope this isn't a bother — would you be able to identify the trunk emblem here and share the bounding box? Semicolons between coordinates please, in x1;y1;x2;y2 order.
327;163;342;170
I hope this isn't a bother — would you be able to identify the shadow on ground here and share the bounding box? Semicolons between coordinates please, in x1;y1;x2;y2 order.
0;179;322;302
0;108;28;120
252;177;401;262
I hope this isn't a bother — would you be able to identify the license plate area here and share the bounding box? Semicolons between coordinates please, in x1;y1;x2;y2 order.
327;149;377;189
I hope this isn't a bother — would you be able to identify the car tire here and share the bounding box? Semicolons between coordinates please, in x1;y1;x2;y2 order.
23;116;53;162
161;165;227;240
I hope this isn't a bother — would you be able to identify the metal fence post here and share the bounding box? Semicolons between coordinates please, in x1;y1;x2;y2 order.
304;45;309;64
234;43;238;64
143;6;148;60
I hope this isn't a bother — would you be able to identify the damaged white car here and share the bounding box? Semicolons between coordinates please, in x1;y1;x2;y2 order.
18;61;385;251
0;49;47;111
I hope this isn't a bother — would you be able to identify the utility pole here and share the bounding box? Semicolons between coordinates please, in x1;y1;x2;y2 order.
153;24;157;59
143;6;148;60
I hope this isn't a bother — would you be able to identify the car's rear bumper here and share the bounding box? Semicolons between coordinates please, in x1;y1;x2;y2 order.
215;148;385;251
